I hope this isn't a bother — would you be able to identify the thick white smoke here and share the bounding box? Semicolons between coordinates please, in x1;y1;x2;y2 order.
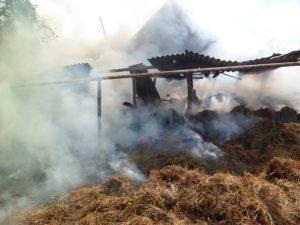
0;26;100;220
1;0;300;221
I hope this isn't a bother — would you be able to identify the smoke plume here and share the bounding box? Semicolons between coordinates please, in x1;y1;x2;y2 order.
1;0;300;221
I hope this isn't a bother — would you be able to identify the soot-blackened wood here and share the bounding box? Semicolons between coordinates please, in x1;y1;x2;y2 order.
135;77;161;104
129;64;161;105
132;77;137;105
187;73;193;112
97;80;102;137
102;61;300;80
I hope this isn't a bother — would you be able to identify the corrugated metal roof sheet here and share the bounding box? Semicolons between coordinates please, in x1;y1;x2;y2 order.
148;50;300;76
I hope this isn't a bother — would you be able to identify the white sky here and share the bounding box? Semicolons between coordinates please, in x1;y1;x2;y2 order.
31;0;166;39
31;0;300;60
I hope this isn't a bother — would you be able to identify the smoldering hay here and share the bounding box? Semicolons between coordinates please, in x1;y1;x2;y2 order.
0;29;156;220
0;2;144;221
1;0;300;223
0;2;220;221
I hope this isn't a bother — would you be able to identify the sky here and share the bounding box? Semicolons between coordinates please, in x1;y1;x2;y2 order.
30;0;300;61
31;0;166;39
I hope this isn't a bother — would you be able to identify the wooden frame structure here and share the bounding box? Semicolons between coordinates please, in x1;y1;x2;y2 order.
97;61;300;134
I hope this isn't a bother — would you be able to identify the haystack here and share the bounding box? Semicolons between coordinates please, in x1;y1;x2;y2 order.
15;164;300;225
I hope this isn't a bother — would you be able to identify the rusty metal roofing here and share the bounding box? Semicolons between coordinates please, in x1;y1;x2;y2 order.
148;50;300;75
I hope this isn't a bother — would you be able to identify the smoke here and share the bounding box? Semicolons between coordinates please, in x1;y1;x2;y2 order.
0;25;98;220
195;112;258;144
136;0;300;112
176;0;300;111
1;0;300;221
0;31;154;220
188;68;300;112
128;0;215;58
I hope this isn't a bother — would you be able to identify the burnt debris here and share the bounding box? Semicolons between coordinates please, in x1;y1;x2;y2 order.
129;64;161;105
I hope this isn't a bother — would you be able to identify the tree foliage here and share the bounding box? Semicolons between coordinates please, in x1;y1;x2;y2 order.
0;0;54;40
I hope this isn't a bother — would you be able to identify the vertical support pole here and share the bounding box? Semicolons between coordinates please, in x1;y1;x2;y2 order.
168;109;174;129
187;73;193;113
97;79;102;138
132;77;137;105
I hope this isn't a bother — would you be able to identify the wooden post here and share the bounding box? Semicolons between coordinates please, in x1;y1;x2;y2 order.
168;109;174;129
132;77;137;105
97;80;102;137
186;73;193;113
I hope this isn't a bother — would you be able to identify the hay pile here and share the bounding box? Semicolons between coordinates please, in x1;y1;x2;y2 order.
129;120;300;176
221;121;300;174
231;105;300;123
128;145;207;175
5;109;300;225
14;159;299;225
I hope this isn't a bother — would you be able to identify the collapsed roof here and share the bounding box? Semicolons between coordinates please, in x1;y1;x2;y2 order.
148;50;300;77
127;1;300;78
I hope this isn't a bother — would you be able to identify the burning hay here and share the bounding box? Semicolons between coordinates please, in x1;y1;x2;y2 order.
14;162;299;225
128;112;300;176
2;0;300;224
2;108;300;225
128;145;207;175
221;119;300;174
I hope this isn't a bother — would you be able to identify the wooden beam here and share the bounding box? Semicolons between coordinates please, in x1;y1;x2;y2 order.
14;61;300;88
132;77;137;105
187;73;193;112
101;61;300;80
97;80;102;137
168;109;174;129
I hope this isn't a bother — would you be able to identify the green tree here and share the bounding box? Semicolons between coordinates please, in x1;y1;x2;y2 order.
0;0;55;40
